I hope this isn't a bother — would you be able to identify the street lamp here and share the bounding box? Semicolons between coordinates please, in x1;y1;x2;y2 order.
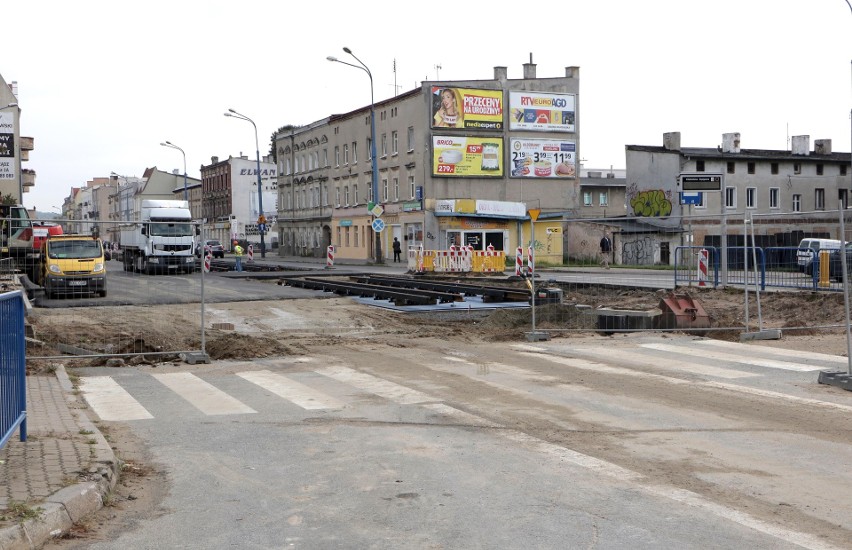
160;141;188;202
1;103;22;204
224;108;266;258
327;47;383;264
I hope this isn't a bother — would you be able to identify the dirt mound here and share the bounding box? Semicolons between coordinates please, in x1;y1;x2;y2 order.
203;332;305;360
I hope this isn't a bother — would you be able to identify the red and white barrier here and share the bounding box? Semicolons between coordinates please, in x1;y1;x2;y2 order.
326;245;335;269
203;251;211;273
247;244;254;262
515;247;523;277
527;246;534;277
698;248;708;287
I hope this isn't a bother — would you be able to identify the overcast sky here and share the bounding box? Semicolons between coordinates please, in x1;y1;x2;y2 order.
5;0;852;212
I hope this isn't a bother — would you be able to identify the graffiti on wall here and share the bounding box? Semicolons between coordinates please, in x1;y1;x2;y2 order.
621;236;657;266
626;183;673;217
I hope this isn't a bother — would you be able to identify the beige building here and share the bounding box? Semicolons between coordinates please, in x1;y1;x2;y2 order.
275;60;581;264
0;74;35;204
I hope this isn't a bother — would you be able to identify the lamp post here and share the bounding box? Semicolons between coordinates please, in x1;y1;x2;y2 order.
327;47;383;264
225;108;266;258
1;103;22;204
160;141;188;202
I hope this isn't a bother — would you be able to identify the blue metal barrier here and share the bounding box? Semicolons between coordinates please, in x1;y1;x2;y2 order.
0;290;27;448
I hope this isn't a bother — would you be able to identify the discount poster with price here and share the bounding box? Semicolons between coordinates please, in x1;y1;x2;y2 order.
432;136;504;177
509;138;576;179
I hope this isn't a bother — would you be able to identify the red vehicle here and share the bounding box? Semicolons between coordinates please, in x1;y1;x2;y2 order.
32;223;64;250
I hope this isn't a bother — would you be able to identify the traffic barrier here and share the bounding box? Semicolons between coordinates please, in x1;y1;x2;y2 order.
698;248;708;287
248;244;254;262
818;250;831;288
326;245;335;269
528;246;534;276
204;251;211;273
516;247;523;277
415;248;505;274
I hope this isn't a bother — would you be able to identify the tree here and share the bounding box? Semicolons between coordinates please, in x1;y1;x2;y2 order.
269;124;301;164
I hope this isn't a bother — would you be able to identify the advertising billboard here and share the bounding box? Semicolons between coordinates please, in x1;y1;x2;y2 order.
509;138;576;178
432;136;504;177
430;87;504;130
0;112;16;183
508;91;575;132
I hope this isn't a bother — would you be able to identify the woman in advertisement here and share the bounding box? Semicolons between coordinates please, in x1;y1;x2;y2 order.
433;88;463;128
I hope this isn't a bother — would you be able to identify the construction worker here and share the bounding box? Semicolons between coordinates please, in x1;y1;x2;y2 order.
233;240;244;272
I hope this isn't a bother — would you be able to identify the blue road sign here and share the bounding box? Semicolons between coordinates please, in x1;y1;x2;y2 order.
371;218;386;233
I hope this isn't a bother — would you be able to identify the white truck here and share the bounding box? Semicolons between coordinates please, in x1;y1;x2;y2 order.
119;200;197;274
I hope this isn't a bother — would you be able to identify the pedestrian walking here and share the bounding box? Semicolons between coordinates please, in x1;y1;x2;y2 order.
392;237;402;263
599;233;612;269
233;241;244;272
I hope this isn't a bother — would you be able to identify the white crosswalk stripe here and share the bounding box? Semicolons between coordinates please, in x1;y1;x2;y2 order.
79;376;154;421
692;338;849;364
237;370;344;410
315;365;437;404
640;342;824;372
566;346;758;379
151;372;256;416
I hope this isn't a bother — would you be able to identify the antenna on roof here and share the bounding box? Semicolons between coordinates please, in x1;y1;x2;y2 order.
435;64;442;80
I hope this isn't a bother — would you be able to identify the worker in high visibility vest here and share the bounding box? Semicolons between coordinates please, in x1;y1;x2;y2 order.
233;241;244;272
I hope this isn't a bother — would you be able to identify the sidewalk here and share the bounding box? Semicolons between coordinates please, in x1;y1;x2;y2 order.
0;366;117;549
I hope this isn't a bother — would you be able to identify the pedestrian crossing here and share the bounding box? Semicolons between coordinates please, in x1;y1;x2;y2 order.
77;337;850;422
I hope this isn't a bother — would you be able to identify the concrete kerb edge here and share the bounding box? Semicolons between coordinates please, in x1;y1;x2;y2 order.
0;366;121;549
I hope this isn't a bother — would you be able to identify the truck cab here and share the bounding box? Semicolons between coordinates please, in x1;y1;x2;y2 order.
0;204;39;279
40;234;107;298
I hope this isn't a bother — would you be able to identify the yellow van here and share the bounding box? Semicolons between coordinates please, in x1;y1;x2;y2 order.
40;234;107;298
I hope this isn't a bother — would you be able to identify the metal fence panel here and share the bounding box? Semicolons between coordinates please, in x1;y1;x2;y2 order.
0;291;27;448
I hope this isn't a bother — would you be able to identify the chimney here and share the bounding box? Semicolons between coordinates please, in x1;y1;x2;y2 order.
721;132;741;153
211;156;219;164
663;132;681;151
523;53;536;79
172;169;180;175
791;135;810;156
494;66;508;82
589;171;602;178
565;66;579;79
814;139;832;155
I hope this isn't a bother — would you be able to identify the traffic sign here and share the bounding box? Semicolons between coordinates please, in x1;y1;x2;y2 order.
258;223;267;233
680;173;723;191
371;218;386;233
528;208;541;221
257;215;266;225
370;204;384;217
681;192;701;205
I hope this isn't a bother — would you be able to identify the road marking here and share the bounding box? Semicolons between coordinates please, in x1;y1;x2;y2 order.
316;365;435;404
151;372;256;416
693;338;849;364
519;352;852;413
570;346;757;379
237;370;344;410
640;342;823;372
79;376;153;421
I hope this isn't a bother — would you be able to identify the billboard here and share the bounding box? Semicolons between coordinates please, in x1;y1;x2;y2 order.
509;138;576;178
509;91;575;132
0;113;16;183
430;87;504;130
432;136;504;177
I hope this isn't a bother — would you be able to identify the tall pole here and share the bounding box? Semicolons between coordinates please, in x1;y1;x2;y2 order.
328;47;383;264
225;109;266;258
160;141;188;202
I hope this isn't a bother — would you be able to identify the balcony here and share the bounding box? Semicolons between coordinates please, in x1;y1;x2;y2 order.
20;136;34;151
22;168;36;188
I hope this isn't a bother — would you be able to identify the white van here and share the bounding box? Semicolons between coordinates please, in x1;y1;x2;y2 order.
797;238;841;274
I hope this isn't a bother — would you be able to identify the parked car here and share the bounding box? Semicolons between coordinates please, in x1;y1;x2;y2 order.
828;242;852;281
797;238;841;275
197;239;225;258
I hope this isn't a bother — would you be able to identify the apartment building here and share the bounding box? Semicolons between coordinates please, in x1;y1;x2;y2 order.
274;60;580;263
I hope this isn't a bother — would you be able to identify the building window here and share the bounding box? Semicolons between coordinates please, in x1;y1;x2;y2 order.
815;188;825;210
393;177;399;201
354;225;359;247
367;138;373;160
352;142;357;164
408;175;415;199
343;144;349;165
842;165;848;176
747;162;755;175
352;184;358;205
792;194;801;212
334;146;340;167
407;126;414;152
696;160;705;172
599;192;608;207
727;162;735;174
769;187;779;209
381;133;387;157
345;226;350;247
583;191;592;206
335;186;340;207
770;162;778;175
816;164;824;176
344;186;350;206
746;187;756;209
323;149;328;167
695;193;706;209
794;163;801;174
392;131;398;155
367;183;373;203
725;187;736;208
382;177;389;201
